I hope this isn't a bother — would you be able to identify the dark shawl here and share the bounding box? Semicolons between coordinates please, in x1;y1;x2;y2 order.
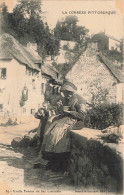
53;94;84;122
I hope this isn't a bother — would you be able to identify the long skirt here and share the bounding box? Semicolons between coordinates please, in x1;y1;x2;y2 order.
41;116;76;160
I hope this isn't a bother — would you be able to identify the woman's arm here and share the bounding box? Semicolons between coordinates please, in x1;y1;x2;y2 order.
64;104;84;120
28;128;38;134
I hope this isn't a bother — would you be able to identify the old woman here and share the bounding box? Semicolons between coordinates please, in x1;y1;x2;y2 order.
41;80;85;171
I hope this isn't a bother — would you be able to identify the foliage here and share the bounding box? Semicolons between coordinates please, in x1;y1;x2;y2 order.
0;0;60;56
103;49;123;63
89;78;110;107
90;88;109;107
85;103;123;130
14;0;42;18
54;15;89;42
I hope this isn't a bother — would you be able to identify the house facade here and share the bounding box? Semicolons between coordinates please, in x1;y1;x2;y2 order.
0;33;46;117
108;37;121;52
60;40;76;50
66;41;124;104
92;32;121;52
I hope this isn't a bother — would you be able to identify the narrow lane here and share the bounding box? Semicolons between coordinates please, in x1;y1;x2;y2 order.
0;124;76;194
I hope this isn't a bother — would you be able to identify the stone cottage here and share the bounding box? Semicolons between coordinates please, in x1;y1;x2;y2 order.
0;33;46;117
66;41;124;104
92;32;121;53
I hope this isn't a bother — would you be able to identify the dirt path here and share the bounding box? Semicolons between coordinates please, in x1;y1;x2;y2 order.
0;123;78;195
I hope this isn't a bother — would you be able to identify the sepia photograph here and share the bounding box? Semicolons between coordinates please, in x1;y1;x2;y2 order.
0;0;124;194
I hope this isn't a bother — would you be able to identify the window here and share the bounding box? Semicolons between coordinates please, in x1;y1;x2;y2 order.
56;86;59;94
0;68;6;79
41;83;45;94
0;104;3;112
31;109;35;115
23;108;26;113
56;73;59;78
52;86;55;95
54;86;58;95
32;79;36;89
38;63;41;69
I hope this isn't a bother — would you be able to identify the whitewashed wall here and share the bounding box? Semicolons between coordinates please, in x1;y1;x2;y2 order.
116;83;124;103
60;40;76;50
109;38;121;52
0;59;46;117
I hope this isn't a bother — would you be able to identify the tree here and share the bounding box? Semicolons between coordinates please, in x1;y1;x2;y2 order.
0;0;60;56
0;3;10;34
12;0;59;56
54;15;89;42
0;2;8;14
13;0;42;18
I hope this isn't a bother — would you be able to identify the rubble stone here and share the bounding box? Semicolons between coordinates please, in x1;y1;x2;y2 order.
69;128;123;193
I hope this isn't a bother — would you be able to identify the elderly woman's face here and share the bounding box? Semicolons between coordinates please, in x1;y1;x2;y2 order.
63;90;73;99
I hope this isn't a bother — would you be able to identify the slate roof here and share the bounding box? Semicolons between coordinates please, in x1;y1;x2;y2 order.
41;64;64;85
0;33;41;71
98;52;124;83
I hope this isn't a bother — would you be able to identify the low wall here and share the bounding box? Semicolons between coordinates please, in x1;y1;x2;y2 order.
69;128;123;193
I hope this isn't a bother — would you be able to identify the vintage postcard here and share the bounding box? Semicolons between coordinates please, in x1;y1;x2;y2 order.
0;0;123;195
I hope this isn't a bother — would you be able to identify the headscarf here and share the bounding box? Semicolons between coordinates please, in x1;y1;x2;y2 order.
61;80;77;93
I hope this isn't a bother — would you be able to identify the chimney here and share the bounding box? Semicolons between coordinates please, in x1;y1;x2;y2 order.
87;40;99;52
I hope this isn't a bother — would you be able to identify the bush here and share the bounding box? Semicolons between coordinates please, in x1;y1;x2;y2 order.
85;103;123;130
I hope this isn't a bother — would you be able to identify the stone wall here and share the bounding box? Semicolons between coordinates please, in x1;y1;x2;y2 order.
69;129;123;193
66;47;118;104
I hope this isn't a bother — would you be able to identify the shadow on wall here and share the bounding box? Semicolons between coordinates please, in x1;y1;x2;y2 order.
69;134;123;193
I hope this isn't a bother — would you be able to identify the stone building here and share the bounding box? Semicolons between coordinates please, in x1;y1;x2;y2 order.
60;40;76;50
0;33;46;117
66;41;124;104
92;32;121;53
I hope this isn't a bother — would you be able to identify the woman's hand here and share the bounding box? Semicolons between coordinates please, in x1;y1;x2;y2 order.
63;106;70;112
63;110;71;113
28;128;37;134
